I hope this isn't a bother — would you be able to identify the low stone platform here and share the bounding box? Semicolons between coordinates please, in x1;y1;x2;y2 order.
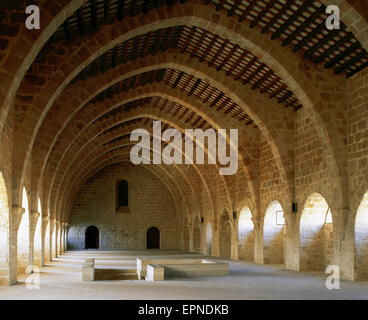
137;257;229;281
82;258;138;281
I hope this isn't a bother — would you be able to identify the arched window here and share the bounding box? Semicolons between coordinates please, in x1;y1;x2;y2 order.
116;180;128;208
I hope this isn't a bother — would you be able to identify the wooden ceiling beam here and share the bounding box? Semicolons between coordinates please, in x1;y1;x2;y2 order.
269;85;286;99
160;28;173;52
172;71;184;89
243;64;265;85
188;78;201;96
91;0;98;31
227;50;247;76
292;22;325;53
142;0;150;14
181;75;193;92
111;45;118;68
130;0;137;16
142;32;152;57
261;0;293;34
208;39;228;68
104;0;111;24
235;56;257;81
63;20;71;40
282;5;325;47
216;0;227;12
117;0;125;21
278;91;293;104
203;87;216;103
150;69;159;83
252;69;273;90
239;0;258;23
181;26;196;53
151;29;163;54
230;109;241;118
271;0;313;40
303;28;341;60
347;61;368;78
166;0;175;7
165;69;175;85
217;45;238;71
216;97;230;111
224;103;236;114
190;29;206;58
227;0;242;17
197;82;210;98
210;92;225;107
160;98;170;111
314;32;353;63
324;41;361;69
76;7;85;35
250;0;278;28
335;51;367;74
199;34;218;62
260;76;278;94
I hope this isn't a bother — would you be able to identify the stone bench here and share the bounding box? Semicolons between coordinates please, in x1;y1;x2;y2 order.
82;258;95;281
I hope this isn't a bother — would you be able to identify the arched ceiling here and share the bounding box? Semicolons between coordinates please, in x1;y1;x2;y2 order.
48;0;368;78
7;0;368;221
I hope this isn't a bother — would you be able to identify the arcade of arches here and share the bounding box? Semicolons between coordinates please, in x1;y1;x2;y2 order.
0;0;368;294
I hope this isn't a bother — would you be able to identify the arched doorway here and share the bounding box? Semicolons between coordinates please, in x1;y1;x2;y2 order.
299;193;333;271
263;200;285;264
219;210;232;259
206;222;213;255
355;190;368;280
238;206;254;261
147;227;160;249
85;226;99;249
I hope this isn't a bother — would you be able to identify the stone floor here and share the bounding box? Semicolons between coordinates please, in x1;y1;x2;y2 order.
1;250;367;300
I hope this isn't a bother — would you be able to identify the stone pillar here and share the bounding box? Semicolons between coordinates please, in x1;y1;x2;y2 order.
284;213;299;271
28;210;40;272
54;220;60;259
65;222;70;252
333;208;354;280
252;217;263;264
60;223;64;254
338;227;355;280
41;215;49;266
9;206;24;285
231;220;238;260
188;224;193;252
49;218;55;261
63;223;67;252
58;222;62;255
211;220;219;257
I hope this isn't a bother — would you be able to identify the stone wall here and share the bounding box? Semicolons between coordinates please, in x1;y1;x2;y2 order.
67;163;179;251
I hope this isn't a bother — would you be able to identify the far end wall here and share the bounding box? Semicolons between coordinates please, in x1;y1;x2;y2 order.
67;163;179;250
